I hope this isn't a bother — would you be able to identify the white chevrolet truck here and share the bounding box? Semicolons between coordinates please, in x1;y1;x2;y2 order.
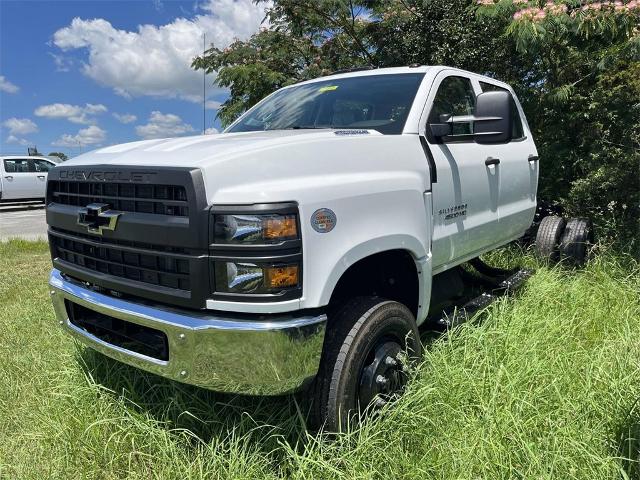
47;66;586;430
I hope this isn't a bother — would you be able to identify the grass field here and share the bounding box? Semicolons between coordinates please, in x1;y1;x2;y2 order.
1;240;639;479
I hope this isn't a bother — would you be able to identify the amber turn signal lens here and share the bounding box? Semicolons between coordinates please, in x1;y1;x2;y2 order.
265;265;299;288
264;215;297;240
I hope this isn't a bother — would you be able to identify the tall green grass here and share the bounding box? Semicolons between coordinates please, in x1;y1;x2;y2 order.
0;240;638;479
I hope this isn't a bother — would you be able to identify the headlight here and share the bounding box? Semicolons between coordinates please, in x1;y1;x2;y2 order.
214;213;298;245
210;203;303;301
214;261;300;295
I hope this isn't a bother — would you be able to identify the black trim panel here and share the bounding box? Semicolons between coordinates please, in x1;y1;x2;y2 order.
419;135;437;184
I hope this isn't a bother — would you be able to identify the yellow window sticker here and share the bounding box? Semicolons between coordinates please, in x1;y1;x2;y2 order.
318;85;338;92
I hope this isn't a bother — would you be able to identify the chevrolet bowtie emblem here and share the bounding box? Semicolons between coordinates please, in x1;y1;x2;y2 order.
77;203;121;235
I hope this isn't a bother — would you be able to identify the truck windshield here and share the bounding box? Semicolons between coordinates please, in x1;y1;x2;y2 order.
227;73;425;135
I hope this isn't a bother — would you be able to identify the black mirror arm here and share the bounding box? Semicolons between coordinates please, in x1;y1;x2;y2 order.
428;122;451;138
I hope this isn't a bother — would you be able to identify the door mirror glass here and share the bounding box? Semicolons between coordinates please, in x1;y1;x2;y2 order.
479;82;525;140
473;90;512;144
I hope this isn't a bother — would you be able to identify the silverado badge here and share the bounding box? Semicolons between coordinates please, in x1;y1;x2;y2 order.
77;203;121;235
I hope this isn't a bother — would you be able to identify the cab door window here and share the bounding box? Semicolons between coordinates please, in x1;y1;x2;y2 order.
3;159;33;173
428;76;476;136
33;159;54;172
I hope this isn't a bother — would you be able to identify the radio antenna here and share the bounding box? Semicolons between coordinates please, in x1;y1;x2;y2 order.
202;33;206;135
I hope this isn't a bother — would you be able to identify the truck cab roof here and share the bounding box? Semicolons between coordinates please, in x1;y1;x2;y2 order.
291;65;433;88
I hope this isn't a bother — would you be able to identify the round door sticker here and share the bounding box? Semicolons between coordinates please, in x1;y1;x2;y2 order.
311;208;337;233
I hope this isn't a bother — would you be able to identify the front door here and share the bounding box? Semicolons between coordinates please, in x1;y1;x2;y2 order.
32;159;55;198
421;73;501;270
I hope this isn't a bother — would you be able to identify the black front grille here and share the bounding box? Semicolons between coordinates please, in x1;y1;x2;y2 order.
50;227;189;254
48;180;189;216
50;229;191;291
47;166;210;308
67;301;169;361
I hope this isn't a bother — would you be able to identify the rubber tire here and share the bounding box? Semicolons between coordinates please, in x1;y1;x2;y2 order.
308;297;421;432
559;217;593;266
535;215;566;262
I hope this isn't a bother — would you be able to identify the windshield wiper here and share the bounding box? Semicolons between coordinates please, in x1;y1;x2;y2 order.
286;125;333;130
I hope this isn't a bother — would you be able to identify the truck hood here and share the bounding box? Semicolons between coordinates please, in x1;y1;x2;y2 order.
61;129;425;204
68;130;370;168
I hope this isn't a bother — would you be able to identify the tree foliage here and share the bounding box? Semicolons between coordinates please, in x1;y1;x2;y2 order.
476;0;640;249
193;0;640;251
192;0;517;125
48;152;68;161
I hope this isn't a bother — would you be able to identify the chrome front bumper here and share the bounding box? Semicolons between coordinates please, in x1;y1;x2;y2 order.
49;269;326;395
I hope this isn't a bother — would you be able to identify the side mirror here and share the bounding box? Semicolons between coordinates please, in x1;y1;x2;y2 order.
473;91;512;144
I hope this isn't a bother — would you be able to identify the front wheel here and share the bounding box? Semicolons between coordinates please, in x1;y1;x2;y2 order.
308;297;421;432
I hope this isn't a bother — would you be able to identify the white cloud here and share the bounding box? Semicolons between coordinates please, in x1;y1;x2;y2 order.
49;52;73;72
113;112;137;124
52;0;270;103
135;111;194;139
2;117;38;135
84;103;108;115
204;127;219;134
34;102;107;124
0;76;19;94
52;125;106;147
205;100;222;110
6;135;31;146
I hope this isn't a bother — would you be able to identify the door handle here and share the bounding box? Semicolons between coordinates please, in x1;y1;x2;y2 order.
528;154;539;163
485;157;500;167
4;175;13;180
37;175;45;179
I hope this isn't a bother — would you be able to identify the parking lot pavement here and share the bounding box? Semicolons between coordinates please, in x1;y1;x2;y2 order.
0;203;47;241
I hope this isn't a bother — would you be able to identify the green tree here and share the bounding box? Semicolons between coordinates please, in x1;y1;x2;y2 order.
192;0;516;126
48;152;68;162
193;0;639;251
476;1;640;250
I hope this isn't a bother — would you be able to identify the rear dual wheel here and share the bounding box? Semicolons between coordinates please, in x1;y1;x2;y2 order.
559;218;594;266
535;215;566;262
308;297;421;432
535;215;593;266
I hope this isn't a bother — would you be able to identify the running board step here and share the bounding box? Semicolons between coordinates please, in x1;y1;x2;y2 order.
435;268;533;329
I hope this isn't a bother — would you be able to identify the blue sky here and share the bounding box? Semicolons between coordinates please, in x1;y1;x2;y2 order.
0;0;268;157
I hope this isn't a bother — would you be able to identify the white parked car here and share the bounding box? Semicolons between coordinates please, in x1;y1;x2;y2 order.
0;155;57;201
45;66;589;430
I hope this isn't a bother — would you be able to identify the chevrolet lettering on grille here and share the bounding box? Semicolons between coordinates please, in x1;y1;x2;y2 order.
77;203;122;235
59;170;157;182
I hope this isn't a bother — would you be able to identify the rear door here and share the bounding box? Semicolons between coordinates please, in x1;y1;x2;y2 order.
421;73;501;269
476;81;538;238
2;158;40;200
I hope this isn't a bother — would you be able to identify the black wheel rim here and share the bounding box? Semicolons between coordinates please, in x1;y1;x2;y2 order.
358;336;407;410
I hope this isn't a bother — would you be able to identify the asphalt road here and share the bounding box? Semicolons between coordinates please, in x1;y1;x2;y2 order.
0;202;47;241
